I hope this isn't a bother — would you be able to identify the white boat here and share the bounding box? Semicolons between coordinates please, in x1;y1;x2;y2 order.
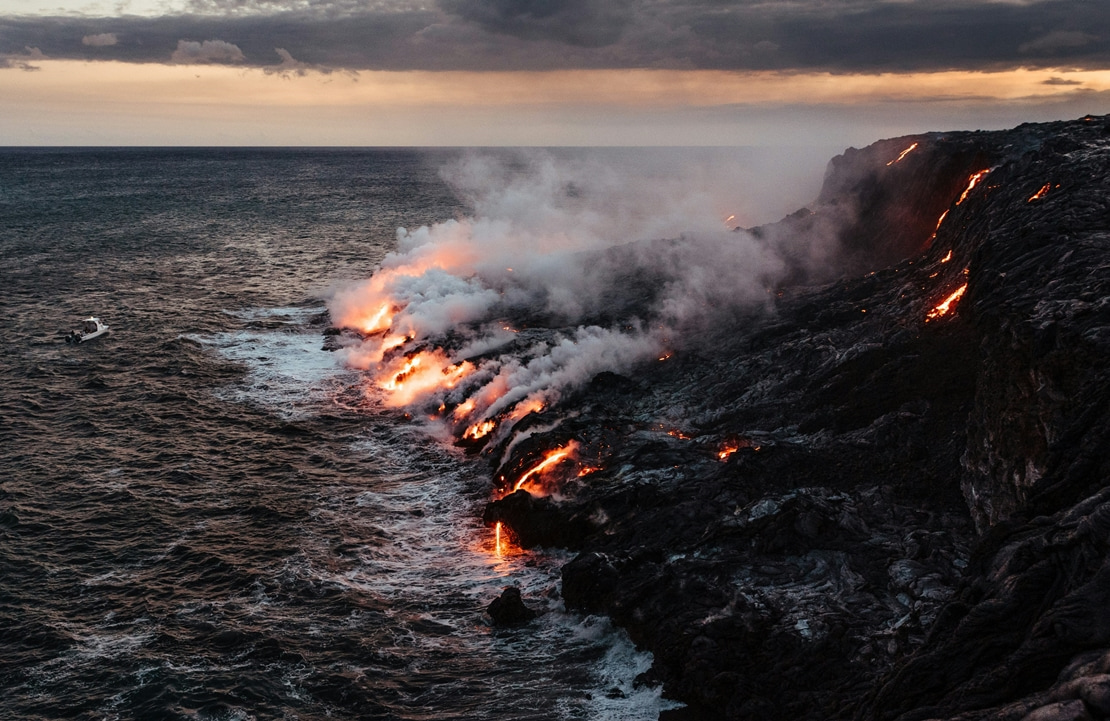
66;317;110;344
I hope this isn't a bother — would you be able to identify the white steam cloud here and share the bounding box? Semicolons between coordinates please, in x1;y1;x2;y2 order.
326;148;827;446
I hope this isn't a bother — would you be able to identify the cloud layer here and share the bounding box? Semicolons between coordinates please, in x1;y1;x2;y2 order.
1;0;1108;72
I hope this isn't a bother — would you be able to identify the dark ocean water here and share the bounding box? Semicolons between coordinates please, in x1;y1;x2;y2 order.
0;149;673;721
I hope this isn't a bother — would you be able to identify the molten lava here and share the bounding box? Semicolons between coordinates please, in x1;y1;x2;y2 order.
453;397;477;420
940;250;953;263
512;443;577;494
1028;183;1052;202
464;419;497;440
506;398;545;423
927;210;949;245
377;350;475;408
718;438;761;461
495;521;504;556
887;142;918;166
380;333;409;353
381;355;422;391
956;170;990;206
926;283;968;321
361;303;394;334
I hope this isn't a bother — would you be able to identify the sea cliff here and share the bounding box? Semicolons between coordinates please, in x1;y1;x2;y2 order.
481;115;1110;720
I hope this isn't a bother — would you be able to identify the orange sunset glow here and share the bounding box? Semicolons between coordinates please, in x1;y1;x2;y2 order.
3;62;1110;145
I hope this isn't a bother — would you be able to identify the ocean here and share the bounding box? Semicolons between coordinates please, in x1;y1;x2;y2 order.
0;146;828;720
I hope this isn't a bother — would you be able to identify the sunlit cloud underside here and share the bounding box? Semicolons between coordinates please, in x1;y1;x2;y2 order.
2;62;1109;146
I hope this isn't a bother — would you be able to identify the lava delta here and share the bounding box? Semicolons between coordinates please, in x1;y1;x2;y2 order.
331;115;1110;721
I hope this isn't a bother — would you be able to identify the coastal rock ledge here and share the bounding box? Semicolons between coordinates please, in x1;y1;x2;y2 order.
482;115;1110;720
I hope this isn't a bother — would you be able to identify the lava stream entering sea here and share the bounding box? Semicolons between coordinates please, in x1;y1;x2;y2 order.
511;442;579;495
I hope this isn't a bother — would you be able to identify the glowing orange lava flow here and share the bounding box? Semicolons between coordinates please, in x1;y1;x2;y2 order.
956;170;990;205
929;210;950;243
464;419;497;440
382;356;422;391
362;303;394;334
506;398;545;423
376;351;475;407
718;438;761;460
495;521;503;556
940;250;953;263
512;443;576;493
887;142;919;166
718;442;740;461
453;397;477;420
1028;183;1052;202
926;283;968;321
381;334;409;353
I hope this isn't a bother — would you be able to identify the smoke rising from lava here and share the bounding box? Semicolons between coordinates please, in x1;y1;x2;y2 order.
327;148;833;452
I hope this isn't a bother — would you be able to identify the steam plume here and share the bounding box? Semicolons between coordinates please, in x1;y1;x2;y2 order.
326;149;826;445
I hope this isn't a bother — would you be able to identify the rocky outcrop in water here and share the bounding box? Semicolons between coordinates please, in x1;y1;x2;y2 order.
486;586;539;626
482;115;1110;719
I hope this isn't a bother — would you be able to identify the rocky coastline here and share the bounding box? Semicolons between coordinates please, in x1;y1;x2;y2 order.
478;115;1110;719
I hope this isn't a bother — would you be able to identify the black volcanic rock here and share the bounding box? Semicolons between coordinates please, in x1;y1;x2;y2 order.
486;586;538;625
482;489;596;549
474;115;1110;720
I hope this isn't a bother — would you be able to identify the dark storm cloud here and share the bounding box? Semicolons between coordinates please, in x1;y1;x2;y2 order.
0;10;439;67
0;45;44;70
439;0;634;47
1;0;1109;72
1043;76;1084;86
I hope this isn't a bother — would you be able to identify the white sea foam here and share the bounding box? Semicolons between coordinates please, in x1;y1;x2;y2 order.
188;318;355;420
199;307;683;719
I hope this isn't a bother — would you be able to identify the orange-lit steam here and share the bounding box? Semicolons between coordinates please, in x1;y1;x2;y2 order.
377;350;475;407
328;231;488;334
362;303;394;334
506;398;545;423
453;397;477;420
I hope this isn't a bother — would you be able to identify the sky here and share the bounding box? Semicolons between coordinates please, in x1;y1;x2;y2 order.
1;0;1109;146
